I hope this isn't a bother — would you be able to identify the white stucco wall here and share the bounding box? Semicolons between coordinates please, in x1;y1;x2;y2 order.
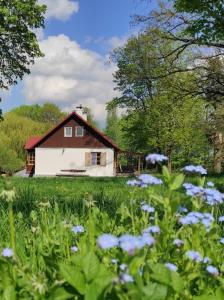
35;148;115;177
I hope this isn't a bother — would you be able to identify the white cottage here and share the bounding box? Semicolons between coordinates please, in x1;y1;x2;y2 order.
25;109;120;177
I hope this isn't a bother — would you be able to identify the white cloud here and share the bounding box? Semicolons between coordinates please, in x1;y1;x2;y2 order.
23;35;119;123
39;0;79;21
107;36;127;49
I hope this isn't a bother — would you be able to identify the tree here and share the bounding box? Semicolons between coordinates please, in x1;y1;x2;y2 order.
196;56;224;173
173;0;224;43
82;106;99;128
0;0;46;107
105;106;121;143
12;103;66;124
132;1;224;98
111;31;209;171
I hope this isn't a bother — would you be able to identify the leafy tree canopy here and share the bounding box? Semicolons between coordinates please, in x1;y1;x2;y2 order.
173;0;224;43
0;0;46;91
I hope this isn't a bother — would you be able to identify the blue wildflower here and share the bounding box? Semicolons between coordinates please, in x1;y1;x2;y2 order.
218;216;224;222
143;225;160;234
138;174;163;185
141;233;155;246
2;248;13;258
119;263;127;271
141;204;155;213
203;257;211;264
97;234;118;249
179;212;213;230
173;239;184;247
127;179;140;186
182;165;207;175
177;206;188;213
119;235;145;253
71;246;78;253
206;265;219;276
146;153;168;164
120;273;134;283
71;225;84;234
165;263;177;272
207;181;214;187
186;250;203;262
183;183;204;197
204;188;224;205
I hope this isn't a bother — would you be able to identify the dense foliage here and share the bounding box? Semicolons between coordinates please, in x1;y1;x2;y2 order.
1;160;224;298
0;0;46;111
0;103;65;174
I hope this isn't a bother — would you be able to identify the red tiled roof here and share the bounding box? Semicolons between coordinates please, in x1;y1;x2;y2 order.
24;112;120;150
24;136;42;150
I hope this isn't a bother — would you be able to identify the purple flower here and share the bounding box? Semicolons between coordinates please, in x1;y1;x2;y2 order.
127;179;140;186
119;235;145;253
218;216;224;222
182;165;207;175
120;273;134;283
173;239;184;247
186;250;203;262
207;181;214;187
179;212;213;230
165;263;177;272
141;233;155;246
2;248;13;258
119;263;127;271
138;174;163;185
141;204;155;213
203;257;211;264
71;225;84;234
97;234;118;249
177;206;188;213
206;265;219;276
143;225;160;234
146;153;168;164
71;246;78;253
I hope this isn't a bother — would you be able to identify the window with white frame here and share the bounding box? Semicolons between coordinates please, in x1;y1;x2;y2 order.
75;126;84;137
64;127;72;137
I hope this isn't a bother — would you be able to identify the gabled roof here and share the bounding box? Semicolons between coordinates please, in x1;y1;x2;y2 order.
24;112;120;151
25;136;42;150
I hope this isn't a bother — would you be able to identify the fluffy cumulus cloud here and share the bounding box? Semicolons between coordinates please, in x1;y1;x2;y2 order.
39;0;79;21
23;35;119;123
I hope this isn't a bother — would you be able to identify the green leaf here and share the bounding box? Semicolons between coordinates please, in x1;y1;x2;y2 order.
49;287;74;300
142;282;168;300
3;286;16;300
169;174;185;191
60;264;85;295
162;166;171;184
148;263;184;293
82;252;100;282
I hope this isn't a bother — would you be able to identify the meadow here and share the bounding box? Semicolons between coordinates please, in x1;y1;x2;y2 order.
0;166;224;299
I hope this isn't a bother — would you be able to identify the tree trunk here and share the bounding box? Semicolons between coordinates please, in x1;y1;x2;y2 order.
213;132;223;174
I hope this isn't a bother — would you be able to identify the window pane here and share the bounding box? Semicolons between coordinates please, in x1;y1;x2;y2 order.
91;153;97;165
76;126;84;137
64;127;72;137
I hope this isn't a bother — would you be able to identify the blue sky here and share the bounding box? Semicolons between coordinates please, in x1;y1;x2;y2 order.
1;0;155;124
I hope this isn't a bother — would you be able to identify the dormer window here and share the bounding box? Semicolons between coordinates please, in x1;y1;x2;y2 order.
75;126;84;137
64;127;72;137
